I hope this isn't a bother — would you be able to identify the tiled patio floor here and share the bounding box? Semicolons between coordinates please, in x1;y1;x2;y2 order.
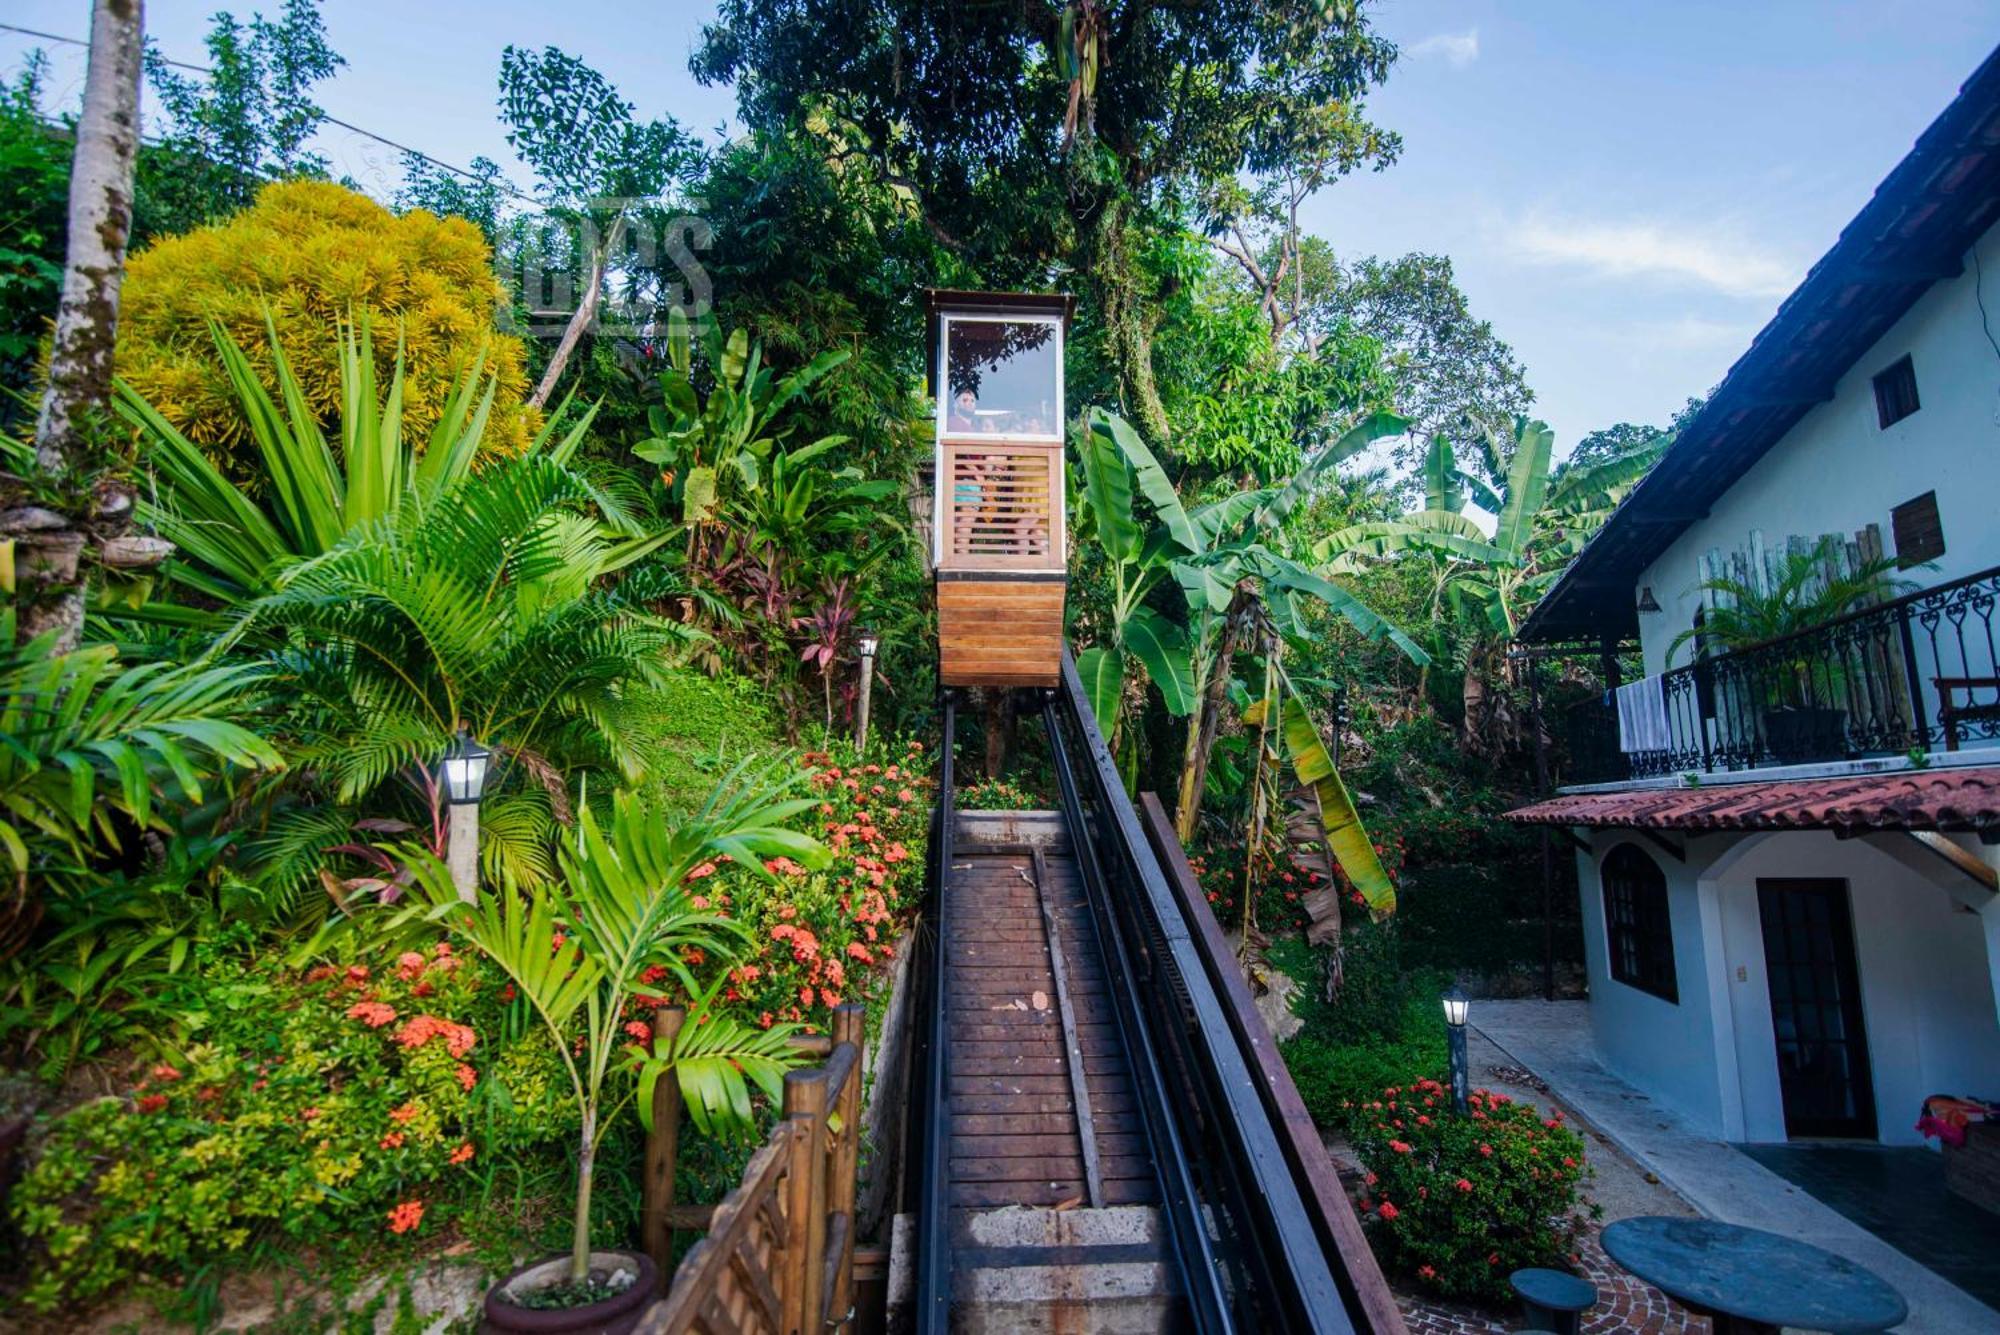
1739;1143;2000;1313
1473;1000;2000;1334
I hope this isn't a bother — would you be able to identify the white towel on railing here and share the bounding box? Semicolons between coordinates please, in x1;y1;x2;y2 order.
1615;676;1672;754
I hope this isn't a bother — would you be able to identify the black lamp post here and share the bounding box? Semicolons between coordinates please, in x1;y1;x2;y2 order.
439;729;492;902
1442;985;1471;1115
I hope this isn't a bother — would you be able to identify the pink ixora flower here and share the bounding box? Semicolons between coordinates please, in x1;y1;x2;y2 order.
1378;1201;1399;1221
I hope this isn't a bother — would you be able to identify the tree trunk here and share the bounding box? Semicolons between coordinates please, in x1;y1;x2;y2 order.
1173;589;1256;841
982;688;1015;781
528;213;628;410
570;1101;598;1282
21;0;144;651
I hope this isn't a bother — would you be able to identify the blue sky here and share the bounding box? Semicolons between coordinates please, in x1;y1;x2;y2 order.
5;1;1996;455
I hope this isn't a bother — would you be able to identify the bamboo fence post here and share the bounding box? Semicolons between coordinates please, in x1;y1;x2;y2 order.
782;1066;831;1335
642;1005;687;1292
829;1005;865;1326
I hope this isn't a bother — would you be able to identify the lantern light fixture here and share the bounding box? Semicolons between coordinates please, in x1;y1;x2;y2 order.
440;730;492;807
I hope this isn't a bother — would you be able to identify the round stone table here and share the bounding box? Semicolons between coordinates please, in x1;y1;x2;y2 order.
1600;1216;1908;1335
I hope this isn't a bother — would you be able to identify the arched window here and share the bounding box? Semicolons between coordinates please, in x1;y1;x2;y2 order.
1602;843;1678;1002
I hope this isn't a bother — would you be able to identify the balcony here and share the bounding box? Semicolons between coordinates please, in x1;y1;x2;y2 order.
1549;563;2000;787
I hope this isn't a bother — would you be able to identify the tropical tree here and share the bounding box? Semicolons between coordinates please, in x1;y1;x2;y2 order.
13;0;147;651
409;776;825;1288
235;455;690;806
497;45;704;407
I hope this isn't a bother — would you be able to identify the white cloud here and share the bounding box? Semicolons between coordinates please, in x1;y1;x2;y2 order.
1627;315;1761;350
1408;29;1480;69
1501;214;1799;299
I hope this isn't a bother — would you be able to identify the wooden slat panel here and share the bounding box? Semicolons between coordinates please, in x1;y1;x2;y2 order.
937;442;1063;573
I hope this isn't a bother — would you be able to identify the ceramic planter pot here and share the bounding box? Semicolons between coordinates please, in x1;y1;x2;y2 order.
1761;706;1848;765
483;1249;658;1335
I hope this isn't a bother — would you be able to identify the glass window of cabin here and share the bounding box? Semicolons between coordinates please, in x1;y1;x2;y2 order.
942;317;1061;440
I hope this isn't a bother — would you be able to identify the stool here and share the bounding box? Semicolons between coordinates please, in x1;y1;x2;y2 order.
1509;1267;1597;1334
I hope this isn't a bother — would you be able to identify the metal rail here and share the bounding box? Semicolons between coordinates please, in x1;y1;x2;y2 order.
910;692;955;1332
909;660;1382;1332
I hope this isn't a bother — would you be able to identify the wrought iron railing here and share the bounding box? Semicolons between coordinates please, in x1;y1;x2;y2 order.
1552;563;2000;785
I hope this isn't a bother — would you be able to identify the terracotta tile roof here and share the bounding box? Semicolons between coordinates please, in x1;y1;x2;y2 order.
1505;767;2000;833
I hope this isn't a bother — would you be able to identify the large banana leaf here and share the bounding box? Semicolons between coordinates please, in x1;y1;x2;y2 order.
1125;606;1196;716
1259;410;1408;529
1089;408;1199;553
1421;434;1465;514
1260;554;1431;666
1076;413;1142;561
1492;418;1554;557
1074;645;1123;736
1271;695;1396;918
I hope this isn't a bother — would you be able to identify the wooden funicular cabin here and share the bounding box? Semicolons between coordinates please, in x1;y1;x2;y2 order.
926;290;1072;688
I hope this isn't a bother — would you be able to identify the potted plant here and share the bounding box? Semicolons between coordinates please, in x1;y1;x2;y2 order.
1669;538;1910;765
413;768;826;1333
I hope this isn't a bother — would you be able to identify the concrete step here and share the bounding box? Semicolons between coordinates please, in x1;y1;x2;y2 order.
888;1206;1187;1334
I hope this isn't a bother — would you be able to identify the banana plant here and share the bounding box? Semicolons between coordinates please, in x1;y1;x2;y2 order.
408;771;826;1286
1073;406;1427;782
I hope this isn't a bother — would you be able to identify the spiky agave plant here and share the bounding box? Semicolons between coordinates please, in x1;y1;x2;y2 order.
412;770;827;1287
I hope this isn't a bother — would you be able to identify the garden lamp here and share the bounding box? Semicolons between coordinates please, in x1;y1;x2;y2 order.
1442;985;1471;1115
439;730;491;903
855;631;879;755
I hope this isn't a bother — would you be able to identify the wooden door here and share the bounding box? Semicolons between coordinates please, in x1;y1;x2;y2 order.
1756;879;1876;1139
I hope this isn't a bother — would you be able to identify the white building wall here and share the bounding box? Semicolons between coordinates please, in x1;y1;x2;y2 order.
1633;221;2000;678
1577;829;2000;1145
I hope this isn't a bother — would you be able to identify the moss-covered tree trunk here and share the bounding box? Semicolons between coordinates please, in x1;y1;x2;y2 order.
20;0;144;651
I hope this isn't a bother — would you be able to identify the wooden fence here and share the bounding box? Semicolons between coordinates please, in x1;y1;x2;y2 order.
633;1003;864;1335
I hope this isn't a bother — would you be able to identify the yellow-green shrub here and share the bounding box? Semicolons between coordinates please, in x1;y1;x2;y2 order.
117;180;534;481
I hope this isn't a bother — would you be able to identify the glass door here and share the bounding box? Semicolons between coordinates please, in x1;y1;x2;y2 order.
1756;879;1876;1138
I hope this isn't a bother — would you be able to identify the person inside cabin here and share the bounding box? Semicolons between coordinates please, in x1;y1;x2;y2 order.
949;388;979;435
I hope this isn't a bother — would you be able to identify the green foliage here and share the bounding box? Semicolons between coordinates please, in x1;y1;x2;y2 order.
11;942;573;1312
0;56;69;425
143;0;346;229
1275;922;1448;1132
405;771;824;1281
1353;1084;1594;1302
119;314;582;615
1666;536;1909;668
1304;251;1534;459
0;616;282;903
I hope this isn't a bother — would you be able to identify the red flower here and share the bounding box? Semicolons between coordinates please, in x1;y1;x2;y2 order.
1454;1178;1473;1193
380;1132;406;1149
1388;1140;1413;1155
387;1199;425;1234
1418;1265;1436;1281
397;951;427;981
1378;1201;1399;1221
389;1102;420;1125
450;1142;475;1165
625;1021;652;1043
347;1001;398;1028
137;1094;167;1114
150;1063;183;1082
455;1064;477;1092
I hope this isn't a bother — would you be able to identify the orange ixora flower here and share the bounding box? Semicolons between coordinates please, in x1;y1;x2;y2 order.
387;1199;424;1234
380;1132;406;1149
388;1101;420;1124
346;1001;398;1028
450;1142;475;1165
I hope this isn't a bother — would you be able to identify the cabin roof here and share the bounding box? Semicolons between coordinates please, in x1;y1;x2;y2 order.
1516;43;2000;646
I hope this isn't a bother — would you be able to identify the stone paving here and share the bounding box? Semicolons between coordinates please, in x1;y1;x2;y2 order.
1394;1231;1707;1335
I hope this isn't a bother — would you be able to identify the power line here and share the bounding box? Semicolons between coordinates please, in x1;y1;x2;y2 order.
0;19;542;204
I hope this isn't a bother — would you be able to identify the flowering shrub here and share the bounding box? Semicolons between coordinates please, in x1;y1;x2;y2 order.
1188;831;1405;934
11;943;572;1311
956;776;1042;811
1351;1082;1595;1303
651;738;932;1031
